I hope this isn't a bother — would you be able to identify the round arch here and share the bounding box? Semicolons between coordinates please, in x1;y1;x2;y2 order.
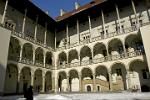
58;71;67;92
8;36;21;61
111;62;127;91
58;52;67;68
34;69;42;92
4;64;18;94
129;60;150;92
35;47;44;64
22;43;33;61
68;49;78;63
45;71;52;92
45;52;53;66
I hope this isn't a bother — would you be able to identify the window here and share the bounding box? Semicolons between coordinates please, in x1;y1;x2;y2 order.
97;86;100;91
116;68;122;76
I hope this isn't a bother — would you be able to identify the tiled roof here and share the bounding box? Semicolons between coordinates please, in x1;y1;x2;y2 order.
55;0;107;21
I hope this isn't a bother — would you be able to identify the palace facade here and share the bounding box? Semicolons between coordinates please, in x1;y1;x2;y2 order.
0;0;150;95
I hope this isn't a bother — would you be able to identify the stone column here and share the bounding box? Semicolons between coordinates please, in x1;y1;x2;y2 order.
33;49;35;65
93;73;96;92
78;52;81;65
67;75;70;92
77;19;80;43
17;71;21;93
19;45;23;62
88;15;92;41
44;23;47;46
115;4;122;33
108;70;113;91
101;10;106;38
22;9;27;37
34;16;38;42
43;52;46;67
1;0;8;24
126;69;131;90
54;29;57;50
123;42;127;58
66;24;69;48
131;0;139;27
31;71;34;87
42;73;45;93
79;73;82;92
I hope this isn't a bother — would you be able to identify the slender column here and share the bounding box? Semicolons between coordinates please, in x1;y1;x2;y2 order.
108;70;112;91
42;73;45;93
44;23;47;45
93;73;96;92
66;24;69;48
88;15;92;41
19;45;23;62
55;29;57;50
126;69;131;90
33;49;35;65
43;52;46;67
17;71;21;93
115;4;122;33
34;16;38;42
31;71;34;86
91;49;94;64
79;73;82;92
77;19;80;43
67;75;70;92
22;9;27;37
131;0;139;27
1;0;8;24
66;53;69;68
78;52;81;65
123;42;127;58
101;10;106;38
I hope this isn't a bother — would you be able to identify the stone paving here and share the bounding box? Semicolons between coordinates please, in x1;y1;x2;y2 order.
0;92;150;100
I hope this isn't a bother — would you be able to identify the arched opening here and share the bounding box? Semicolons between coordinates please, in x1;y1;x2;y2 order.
129;60;150;92
20;67;31;93
95;66;109;91
45;52;53;68
69;70;79;92
45;71;52;92
68;49;79;67
125;34;144;57
58;71;67;92
4;64;18;94
108;39;123;60
22;43;33;62
34;69;42;92
111;63;127;91
35;47;44;66
81;68;93;92
8;37;21;61
93;43;107;63
58;52;67;69
87;85;91;92
80;46;92;65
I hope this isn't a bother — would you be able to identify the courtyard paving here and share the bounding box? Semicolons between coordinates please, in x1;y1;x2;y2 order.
0;92;150;100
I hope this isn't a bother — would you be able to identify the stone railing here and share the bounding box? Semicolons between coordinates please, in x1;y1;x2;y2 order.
56;25;139;51
58;50;143;69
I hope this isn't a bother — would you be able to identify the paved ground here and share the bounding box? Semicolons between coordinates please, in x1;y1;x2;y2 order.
0;92;150;100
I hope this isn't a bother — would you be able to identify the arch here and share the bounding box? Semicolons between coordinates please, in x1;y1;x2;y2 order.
22;43;33;60
81;67;93;79
68;69;79;92
46;52;53;65
80;46;92;65
111;62;127;91
58;71;67;92
108;38;124;55
20;67;31;93
45;71;52;92
87;85;91;92
34;69;42;92
95;65;109;81
58;52;67;68
125;34;144;53
8;36;21;61
68;49;78;63
93;42;107;57
35;47;44;64
129;60;150;92
4;64;18;94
